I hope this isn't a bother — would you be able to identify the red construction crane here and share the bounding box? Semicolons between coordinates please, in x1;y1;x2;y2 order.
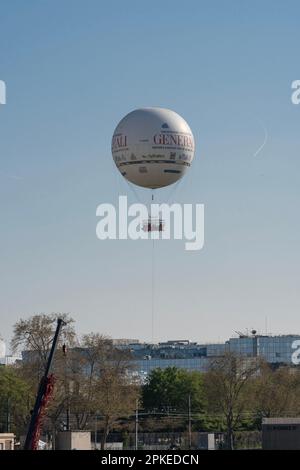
24;318;66;450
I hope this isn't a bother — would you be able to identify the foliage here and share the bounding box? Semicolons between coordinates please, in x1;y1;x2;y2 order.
0;366;32;435
203;353;262;449
11;313;76;369
7;314;300;449
251;363;300;426
142;367;205;413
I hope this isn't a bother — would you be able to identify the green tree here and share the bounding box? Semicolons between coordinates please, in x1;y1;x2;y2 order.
11;316;139;448
38;332;139;447
11;313;76;369
252;363;300;423
10;313;76;443
142;367;205;413
68;333;139;448
204;353;261;449
0;366;32;436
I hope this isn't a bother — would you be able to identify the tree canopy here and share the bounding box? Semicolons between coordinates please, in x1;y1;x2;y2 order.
142;367;205;413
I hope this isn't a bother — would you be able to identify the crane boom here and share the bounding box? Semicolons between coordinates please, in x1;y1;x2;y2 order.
24;318;65;450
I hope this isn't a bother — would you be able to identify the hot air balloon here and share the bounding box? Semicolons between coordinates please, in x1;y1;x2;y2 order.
111;107;195;189
111;108;196;341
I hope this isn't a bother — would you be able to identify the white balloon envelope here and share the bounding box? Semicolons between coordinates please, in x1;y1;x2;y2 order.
111;107;195;189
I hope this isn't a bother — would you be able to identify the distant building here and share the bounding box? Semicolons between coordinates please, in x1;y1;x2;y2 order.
0;433;15;450
0;340;6;358
0;339;21;366
112;339;139;346
115;333;300;377
21;333;300;379
0;355;21;366
262;418;300;450
55;431;91;450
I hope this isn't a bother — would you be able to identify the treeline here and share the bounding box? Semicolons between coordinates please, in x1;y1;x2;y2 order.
1;314;300;449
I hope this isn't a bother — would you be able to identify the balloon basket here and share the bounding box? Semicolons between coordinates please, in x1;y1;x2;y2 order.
142;218;165;232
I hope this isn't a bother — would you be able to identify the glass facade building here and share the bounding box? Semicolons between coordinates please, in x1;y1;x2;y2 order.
21;334;300;379
118;335;300;377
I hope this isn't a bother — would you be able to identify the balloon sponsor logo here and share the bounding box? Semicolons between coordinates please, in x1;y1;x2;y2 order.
96;196;204;251
0;80;6;105
112;134;128;150
112;133;194;151
153;133;194;149
291;80;300;105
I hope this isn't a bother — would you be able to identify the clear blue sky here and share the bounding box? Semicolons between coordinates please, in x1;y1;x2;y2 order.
1;0;300;348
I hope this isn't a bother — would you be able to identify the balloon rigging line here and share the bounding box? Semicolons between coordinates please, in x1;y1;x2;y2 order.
151;189;155;343
123;179;156;343
253;120;268;157
124;178;142;204
165;178;183;205
151;231;155;343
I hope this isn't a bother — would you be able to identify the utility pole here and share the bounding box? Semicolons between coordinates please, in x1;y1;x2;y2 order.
94;415;97;449
66;402;70;431
188;394;192;449
135;399;139;450
6;396;10;433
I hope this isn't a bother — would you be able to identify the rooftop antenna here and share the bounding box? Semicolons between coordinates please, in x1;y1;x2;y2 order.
235;330;248;338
